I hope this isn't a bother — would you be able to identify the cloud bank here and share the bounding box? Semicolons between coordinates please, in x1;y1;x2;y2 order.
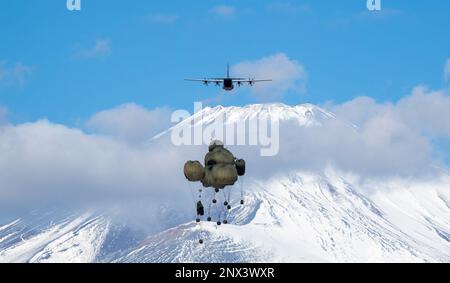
86;103;172;144
0;119;198;226
232;53;307;101
224;93;444;181
331;86;450;139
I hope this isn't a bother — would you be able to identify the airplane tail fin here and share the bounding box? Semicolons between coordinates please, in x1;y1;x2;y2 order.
227;64;230;78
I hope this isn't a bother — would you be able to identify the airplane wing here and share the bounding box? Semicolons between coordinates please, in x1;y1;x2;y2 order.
233;79;272;83
233;79;272;85
185;78;224;86
185;78;223;83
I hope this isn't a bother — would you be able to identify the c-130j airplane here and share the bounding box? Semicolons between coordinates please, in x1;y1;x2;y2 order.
185;64;272;91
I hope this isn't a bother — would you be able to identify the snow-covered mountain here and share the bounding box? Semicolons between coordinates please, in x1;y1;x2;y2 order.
118;170;450;263
0;211;109;262
1;103;450;263
153;103;339;140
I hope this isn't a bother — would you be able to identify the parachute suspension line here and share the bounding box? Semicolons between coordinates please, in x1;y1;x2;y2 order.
217;206;222;225
206;189;212;221
185;166;203;243
207;201;212;220
198;207;204;244
240;176;245;205
222;187;232;206
188;183;197;218
225;187;232;224
221;190;227;204
188;182;201;243
218;191;228;224
227;186;232;203
214;191;223;225
222;187;232;223
197;187;206;244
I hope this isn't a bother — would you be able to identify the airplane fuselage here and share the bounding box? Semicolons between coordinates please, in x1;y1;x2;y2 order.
223;78;234;91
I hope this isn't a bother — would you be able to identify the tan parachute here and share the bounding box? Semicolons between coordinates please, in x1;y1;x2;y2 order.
184;161;205;182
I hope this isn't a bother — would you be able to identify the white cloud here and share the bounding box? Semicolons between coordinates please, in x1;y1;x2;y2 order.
0;119;200;221
232;53;307;101
331;86;450;139
445;59;450;82
0;104;199;231
315;86;450;176
74;39;112;59
0;61;32;87
231;113;432;180
396;86;450;137
86;103;172;144
149;13;178;24
210;5;235;19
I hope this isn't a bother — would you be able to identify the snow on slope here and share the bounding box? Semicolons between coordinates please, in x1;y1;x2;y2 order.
119;170;450;263
29;215;110;263
0;212;110;263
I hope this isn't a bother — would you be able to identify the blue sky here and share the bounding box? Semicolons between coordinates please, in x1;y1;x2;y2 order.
0;0;449;125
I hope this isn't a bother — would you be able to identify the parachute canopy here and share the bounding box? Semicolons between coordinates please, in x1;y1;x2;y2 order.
184;161;205;182
203;163;238;189
184;142;245;190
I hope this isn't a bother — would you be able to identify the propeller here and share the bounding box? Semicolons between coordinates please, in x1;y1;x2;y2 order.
248;79;254;86
215;81;221;86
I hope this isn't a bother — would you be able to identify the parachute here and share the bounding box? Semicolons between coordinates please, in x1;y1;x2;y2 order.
183;140;247;244
184;161;205;182
205;147;235;166
203;163;237;189
188;141;242;190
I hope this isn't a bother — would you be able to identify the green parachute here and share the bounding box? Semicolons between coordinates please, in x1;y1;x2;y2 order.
184;140;246;243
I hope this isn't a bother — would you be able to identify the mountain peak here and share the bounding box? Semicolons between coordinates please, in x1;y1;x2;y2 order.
153;103;337;140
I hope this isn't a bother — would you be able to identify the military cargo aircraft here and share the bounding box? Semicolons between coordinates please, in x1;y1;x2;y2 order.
185;64;271;91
